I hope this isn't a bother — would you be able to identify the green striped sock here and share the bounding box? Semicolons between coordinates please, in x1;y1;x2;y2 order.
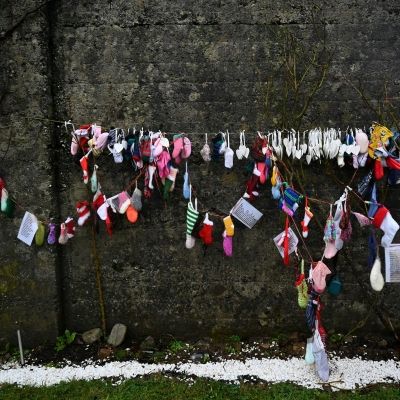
186;202;199;235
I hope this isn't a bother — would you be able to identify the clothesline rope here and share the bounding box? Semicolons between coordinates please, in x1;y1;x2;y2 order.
0;115;375;135
4;142;376;226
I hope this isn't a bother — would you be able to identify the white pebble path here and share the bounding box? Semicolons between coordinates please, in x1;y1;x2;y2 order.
0;357;399;390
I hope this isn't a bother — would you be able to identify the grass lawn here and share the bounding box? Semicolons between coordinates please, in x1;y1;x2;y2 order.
0;376;399;400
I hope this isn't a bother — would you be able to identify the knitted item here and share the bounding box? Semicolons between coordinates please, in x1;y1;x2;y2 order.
373;206;399;247
355;128;369;154
200;134;211;162
172;134;184;160
295;260;308;308
80;156;89;184
374;158;384;180
283;216;290;266
0;178;4;200
139;134;152;163
90;164;99;193
131;187;142;211
183;164;190;200
368;183;379;218
271;166;279;186
182;137;192;159
199;215;214;246
357;171;374;199
313;331;330;382
126;204;138;223
250;136;267;162
156;150;171;179
163;167;178;200
312;261;331;293
305;290;319;331
35;222;45;246
301;198;313;238
148;165;156;190
323;211;336;242
305;337;315;365
256;162;266;184
222;231;233;257
339;202;352;242
47;223;57;245
386;157;400;170
211;133;224;161
327;274;342;296
244;168;260;201
65;217;76;238
167;167;179;192
279;184;303;216
224;147;234;169
186;203;199;235
1;188;15;217
1;187;8;212
352;211;371;227
58;223;68;245
163;179;173;200
76;201;91;226
118;191;131;214
223;215;234;237
93;190;107;219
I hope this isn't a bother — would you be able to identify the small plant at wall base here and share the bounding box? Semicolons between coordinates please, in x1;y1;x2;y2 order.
225;335;242;354
169;340;185;353
55;329;76;352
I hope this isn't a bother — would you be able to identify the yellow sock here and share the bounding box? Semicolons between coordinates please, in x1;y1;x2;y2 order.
223;215;235;236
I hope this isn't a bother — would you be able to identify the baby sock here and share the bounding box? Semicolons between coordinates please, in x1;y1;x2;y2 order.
47;223;57;245
223;215;235;236
198;214;214;246
223;231;233;257
301;204;314;238
148;165;156;190
76;201;91;226
65;217;76;238
80;156;89;184
58;223;68;245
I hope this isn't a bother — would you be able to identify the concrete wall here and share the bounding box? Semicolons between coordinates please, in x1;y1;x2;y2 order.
1;0;400;346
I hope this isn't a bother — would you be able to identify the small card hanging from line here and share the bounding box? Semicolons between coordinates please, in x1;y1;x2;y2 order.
273;228;299;258
17;211;39;246
384;244;400;283
230;197;263;229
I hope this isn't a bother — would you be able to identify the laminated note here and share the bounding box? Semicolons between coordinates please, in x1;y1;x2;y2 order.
17;211;38;246
384;244;400;283
230;197;263;229
273;228;299;258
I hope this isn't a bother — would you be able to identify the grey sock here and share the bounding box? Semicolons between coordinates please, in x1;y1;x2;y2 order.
313;349;329;382
131;188;142;211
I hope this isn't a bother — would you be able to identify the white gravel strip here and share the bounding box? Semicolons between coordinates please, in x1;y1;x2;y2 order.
0;357;399;389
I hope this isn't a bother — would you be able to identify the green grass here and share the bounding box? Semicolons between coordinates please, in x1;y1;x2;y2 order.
0;376;399;400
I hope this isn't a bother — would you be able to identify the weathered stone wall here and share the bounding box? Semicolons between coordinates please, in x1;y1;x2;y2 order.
1;0;400;346
0;0;60;346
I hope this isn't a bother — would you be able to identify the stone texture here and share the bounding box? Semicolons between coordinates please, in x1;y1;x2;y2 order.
107;323;127;347
0;0;61;347
1;0;400;347
82;328;102;344
139;336;156;350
